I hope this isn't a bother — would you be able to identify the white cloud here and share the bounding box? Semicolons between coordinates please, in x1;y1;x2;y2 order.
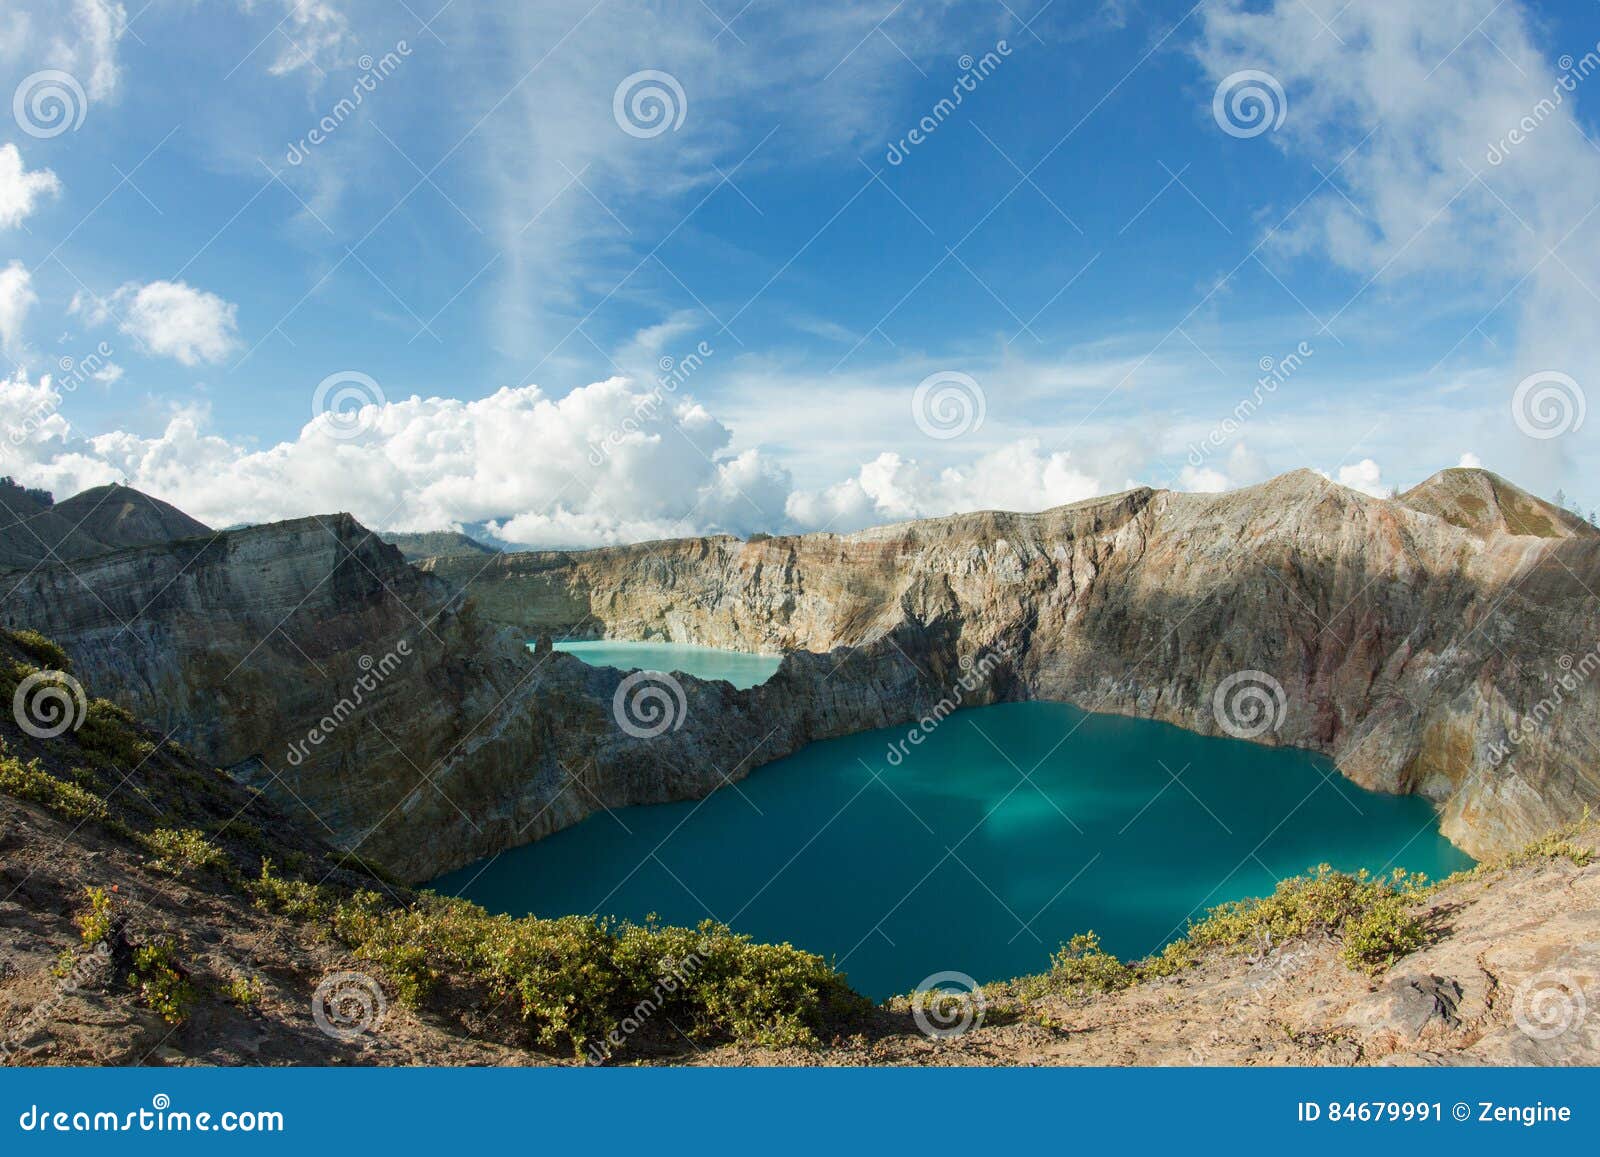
1457;451;1482;469
786;441;1107;533
74;280;240;365
1322;458;1387;498
0;366;1127;547
1195;0;1600;496
0;0;127;102
0;144;60;228
0;262;38;358
1178;465;1229;493
255;0;353;76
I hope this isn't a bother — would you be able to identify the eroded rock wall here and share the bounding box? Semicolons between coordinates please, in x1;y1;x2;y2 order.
4;469;1596;878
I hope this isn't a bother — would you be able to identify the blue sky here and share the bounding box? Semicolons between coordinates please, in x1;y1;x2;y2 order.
1;0;1597;545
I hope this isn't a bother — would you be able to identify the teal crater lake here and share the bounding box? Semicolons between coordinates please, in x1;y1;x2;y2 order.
546;639;782;689
434;701;1473;999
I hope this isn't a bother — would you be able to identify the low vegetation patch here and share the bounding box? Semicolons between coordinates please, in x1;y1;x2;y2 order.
333;895;866;1058
140;827;227;876
1012;864;1434;1001
129;940;195;1025
0;745;111;824
6;629;70;671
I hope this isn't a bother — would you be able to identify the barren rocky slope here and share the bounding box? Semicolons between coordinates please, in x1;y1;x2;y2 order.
1;467;1595;880
0;479;210;569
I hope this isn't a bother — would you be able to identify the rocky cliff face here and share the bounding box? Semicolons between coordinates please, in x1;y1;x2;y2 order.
2;468;1595;878
0;514;971;881
421;469;1600;863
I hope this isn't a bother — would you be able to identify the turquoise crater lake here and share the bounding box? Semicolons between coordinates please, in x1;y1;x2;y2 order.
434;700;1473;1000
546;639;782;689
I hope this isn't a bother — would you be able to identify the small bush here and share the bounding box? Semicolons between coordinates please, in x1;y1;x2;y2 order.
248;859;331;920
1185;865;1425;955
1500;818;1594;868
77;886;114;946
224;974;264;1007
129;940;194;1025
334;895;865;1058
1340;894;1426;973
77;699;156;767
1047;932;1133;994
141;828;225;876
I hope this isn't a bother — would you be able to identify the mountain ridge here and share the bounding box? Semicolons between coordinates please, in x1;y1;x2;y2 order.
0;467;1595;879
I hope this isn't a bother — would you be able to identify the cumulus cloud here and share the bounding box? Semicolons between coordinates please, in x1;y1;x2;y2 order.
0;262;38;358
0;145;60;229
785;441;1107;533
73;280;240;365
0;371;792;545
0;368;1136;547
1321;458;1387;498
1178;465;1229;493
1457;451;1483;469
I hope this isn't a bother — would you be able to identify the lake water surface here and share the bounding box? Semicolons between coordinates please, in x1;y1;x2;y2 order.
435;698;1472;999
548;639;782;689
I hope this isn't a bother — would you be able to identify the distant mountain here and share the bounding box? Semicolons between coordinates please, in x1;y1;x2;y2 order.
1398;468;1597;539
0;480;211;570
379;530;501;562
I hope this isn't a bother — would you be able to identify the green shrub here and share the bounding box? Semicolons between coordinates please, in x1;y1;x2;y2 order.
77;886;114;946
129;940;194;1024
77;699;156;766
334;895;865;1057
1047;931;1134;994
140;827;225;875
0;750;110;822
248;858;331;920
6;630;70;671
224;974;265;1007
1185;865;1425;954
1340;894;1426;973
